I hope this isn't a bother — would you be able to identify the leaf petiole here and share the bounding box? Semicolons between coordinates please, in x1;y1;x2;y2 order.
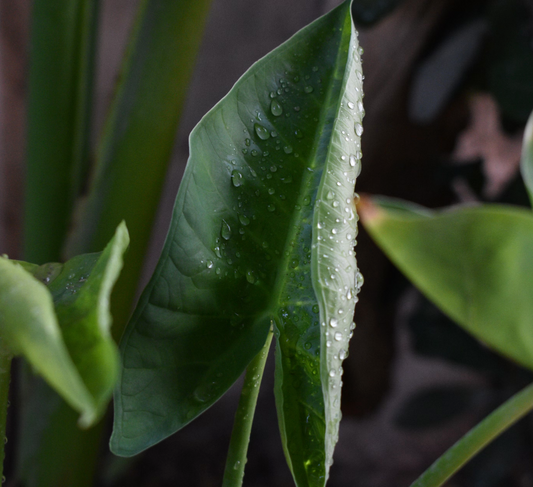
222;328;273;487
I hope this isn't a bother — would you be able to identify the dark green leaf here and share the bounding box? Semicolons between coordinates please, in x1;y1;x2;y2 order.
520;111;533;207
25;0;99;263
360;197;533;372
112;2;363;485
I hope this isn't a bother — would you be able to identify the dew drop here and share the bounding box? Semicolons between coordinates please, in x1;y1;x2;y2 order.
329;369;336;377
355;122;363;137
270;99;283;117
339;349;347;360
245;138;251;147
312;304;319;313
206;260;214;269
326;340;332;348
246;270;256;284
267;204;275;212
221;220;232;240
333;200;340;208
295;129;304;139
303;195;311;206
214;246;222;258
283;145;293;154
234;461;241;470
239;214;250;226
268;188;275;195
347;101;355;109
326;190;335;200
304;86;313;93
329;318;338;328
334;332;343;341
255;123;270;140
349;154;357;167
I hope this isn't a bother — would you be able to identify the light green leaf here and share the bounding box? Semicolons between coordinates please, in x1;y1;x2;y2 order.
360;196;533;371
112;1;363;485
520;110;533;207
3;222;128;428
0;258;94;425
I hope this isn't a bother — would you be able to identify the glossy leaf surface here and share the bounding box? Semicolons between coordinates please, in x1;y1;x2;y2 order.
8;222;128;426
112;1;363;484
360;197;533;371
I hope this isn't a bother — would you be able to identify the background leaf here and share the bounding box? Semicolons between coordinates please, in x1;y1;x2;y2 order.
360;197;533;372
0;258;94;425
520;111;533;206
15;222;129;487
24;0;98;264
112;2;363;485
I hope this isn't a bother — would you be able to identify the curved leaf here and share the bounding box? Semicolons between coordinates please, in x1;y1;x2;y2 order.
360;197;533;371
111;2;363;484
6;222;129;427
0;258;94;425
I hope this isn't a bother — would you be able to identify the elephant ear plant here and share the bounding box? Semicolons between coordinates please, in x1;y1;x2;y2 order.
110;1;364;486
360;111;533;487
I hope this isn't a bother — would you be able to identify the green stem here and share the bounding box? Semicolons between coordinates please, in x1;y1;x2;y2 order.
222;329;273;487
411;382;533;487
0;344;12;482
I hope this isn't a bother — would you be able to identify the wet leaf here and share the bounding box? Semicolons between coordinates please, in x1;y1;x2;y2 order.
111;2;363;485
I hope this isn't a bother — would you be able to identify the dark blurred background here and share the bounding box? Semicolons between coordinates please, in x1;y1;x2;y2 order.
2;0;533;485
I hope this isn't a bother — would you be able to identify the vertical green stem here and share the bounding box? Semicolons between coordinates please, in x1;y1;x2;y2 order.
411;382;533;487
0;344;12;482
222;329;273;487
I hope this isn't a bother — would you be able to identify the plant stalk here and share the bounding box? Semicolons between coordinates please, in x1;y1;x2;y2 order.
411;381;533;487
0;343;12;482
222;329;273;487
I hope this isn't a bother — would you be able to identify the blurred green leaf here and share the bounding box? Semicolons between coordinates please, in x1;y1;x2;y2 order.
25;0;99;263
520;111;533;207
66;0;213;335
15;222;128;487
111;2;363;485
12;222;128;425
0;259;94;425
360;197;533;372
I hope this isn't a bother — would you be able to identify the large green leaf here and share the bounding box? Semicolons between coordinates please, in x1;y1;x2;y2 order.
520;110;533;207
112;1;363;485
360;197;533;371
